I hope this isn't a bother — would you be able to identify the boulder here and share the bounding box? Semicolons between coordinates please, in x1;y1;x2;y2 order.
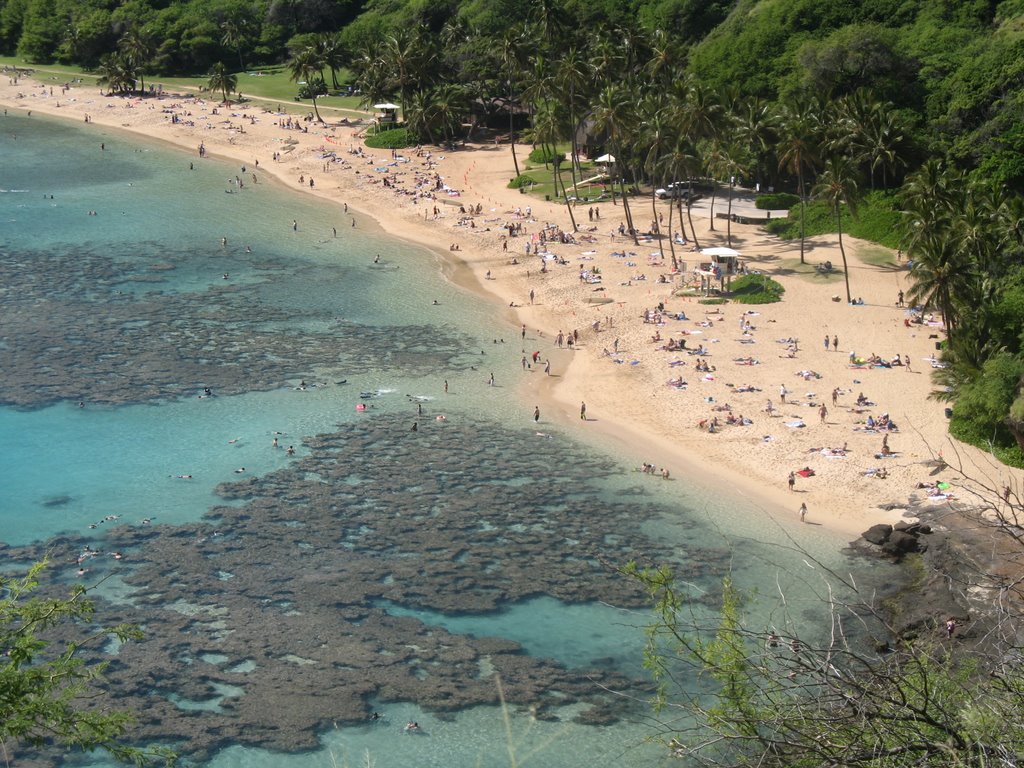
863;524;893;546
882;531;923;558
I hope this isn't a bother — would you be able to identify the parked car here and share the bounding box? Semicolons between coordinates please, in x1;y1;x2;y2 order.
655;182;703;202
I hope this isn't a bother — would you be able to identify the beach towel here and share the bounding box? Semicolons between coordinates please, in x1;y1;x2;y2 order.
796;468;815;478
785;420;806;428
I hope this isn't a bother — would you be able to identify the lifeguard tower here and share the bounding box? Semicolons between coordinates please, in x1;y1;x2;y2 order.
374;103;400;127
696;247;741;295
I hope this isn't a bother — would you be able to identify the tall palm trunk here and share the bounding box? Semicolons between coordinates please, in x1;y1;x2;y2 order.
836;210;851;303
726;183;735;246
554;151;578;231
708;184;718;231
686;201;701;250
666;194;678;270
509;108;520;177
797;168;806;264
651;190;666;264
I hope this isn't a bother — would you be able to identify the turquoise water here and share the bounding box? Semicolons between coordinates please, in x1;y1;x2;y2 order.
1;111;894;768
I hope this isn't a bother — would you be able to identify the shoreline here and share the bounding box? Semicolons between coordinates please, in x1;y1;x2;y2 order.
3;75;1021;541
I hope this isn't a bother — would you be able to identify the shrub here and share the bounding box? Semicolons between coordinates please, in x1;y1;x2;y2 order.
528;147;562;165
508;174;538;189
729;273;785;304
364;127;412;149
755;192;800;210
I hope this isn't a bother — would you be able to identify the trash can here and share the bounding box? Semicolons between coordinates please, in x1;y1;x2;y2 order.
944;407;953;419
934;341;942;351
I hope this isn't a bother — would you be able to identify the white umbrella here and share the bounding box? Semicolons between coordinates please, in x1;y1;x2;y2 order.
593;153;616;163
373;103;400;110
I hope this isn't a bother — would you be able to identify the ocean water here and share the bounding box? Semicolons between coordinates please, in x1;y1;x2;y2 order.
0;111;896;768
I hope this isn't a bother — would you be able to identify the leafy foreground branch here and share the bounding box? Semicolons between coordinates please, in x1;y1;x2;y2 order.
622;558;1024;767
0;559;175;766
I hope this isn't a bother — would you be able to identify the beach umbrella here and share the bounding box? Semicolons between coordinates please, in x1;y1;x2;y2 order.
594;153;616;164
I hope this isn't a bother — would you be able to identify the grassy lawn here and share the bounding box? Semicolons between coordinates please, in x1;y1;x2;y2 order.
859;244;898;267
0;56;367;116
776;257;846;283
514;153;618;204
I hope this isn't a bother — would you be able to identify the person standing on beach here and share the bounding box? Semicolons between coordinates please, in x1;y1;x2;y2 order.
788;471;796;491
819;404;828;424
580;402;587;420
780;384;787;403
833;334;838;351
799;502;807;522
824;335;830;351
534;406;540;422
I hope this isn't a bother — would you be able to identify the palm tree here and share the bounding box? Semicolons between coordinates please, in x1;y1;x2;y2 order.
97;53;135;96
899;158;958;260
813;156;860;303
905;230;972;343
557;46;591;197
289;47;326;122
207;63;237;103
533;101;578;232
383;30;427;118
220;19;248;72
499;27;528;177
660;138;701;251
714;138;749;248
640;96;675;265
118;27;152;96
317;33;346;91
777;98;822;264
591;84;638;244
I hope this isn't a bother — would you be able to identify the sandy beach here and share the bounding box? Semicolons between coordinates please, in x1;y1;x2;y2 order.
4;73;1021;539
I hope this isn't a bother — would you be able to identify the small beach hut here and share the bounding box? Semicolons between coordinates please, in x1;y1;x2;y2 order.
697;247;741;294
374;103;400;126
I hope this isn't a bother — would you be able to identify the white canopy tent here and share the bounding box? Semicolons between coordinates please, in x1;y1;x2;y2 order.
593;153;616;164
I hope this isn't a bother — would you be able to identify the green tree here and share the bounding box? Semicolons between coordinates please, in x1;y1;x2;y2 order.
777;98;821;265
0;560;175;765
289;45;326;121
118;26;153;96
591;83;639;244
812;156;859;303
623;519;1024;767
219;18;249;73
207;61;237;103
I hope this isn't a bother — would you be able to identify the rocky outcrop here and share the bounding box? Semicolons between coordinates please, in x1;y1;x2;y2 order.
857;520;932;560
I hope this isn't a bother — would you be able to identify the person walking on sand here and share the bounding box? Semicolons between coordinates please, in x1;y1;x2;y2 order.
824;335;830;351
534;406;540;422
788;471;796;491
833;334;838;351
819;404;828;424
780;384;787;404
799;502;807;522
580;401;587;420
